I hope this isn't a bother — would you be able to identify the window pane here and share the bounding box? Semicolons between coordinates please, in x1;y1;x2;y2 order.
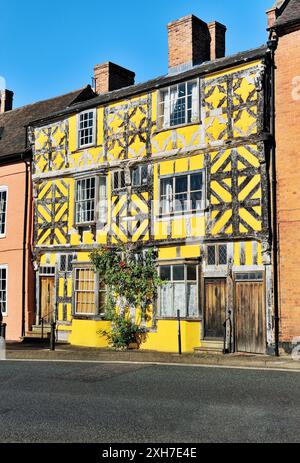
114;172;119;190
174;283;186;317
187;265;197;281
219;245;227;265
191;173;203;191
160;284;173;317
187;283;197;317
173;265;184;281
160;266;171;281
161;178;172;196
191;191;202;210
132;167;140;186
207;246;216;265
175;176;187;193
141;165;148;185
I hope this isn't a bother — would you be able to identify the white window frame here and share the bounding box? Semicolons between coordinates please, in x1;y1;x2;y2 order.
158;263;199;319
157;79;200;130
131;165;148;187
77;109;97;149
73;266;106;317
0;264;8;316
159;170;206;216
0;186;8;239
74;175;107;226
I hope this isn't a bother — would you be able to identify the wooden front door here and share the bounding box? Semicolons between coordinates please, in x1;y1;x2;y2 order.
235;280;266;354
204;279;227;339
40;276;55;323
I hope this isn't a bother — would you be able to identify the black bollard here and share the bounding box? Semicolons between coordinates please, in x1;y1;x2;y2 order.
50;321;56;351
177;310;182;355
0;323;6;340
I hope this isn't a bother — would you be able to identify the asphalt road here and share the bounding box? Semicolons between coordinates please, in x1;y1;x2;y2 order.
0;360;299;443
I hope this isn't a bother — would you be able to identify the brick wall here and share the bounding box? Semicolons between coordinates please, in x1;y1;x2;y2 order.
276;29;300;342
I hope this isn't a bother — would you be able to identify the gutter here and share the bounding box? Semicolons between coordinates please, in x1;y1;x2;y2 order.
21;158;30;337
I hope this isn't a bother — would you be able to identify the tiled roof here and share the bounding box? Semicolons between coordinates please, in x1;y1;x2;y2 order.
0;86;96;159
274;0;300;27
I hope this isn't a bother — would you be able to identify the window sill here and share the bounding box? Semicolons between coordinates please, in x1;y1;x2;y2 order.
157;209;206;220
156;317;201;322
153;121;201;135
73;315;107;321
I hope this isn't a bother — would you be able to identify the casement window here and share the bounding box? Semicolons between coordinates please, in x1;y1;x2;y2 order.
158;80;199;129
0;266;7;316
59;254;73;273
0;187;8;237
132;165;148;187
207;244;228;266
160;171;205;214
159;264;198;318
77;109;96;148
112;170;126;191
75;176;107;225
74;267;106;316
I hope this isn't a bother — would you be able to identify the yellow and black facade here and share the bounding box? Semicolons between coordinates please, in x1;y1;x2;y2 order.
29;17;275;354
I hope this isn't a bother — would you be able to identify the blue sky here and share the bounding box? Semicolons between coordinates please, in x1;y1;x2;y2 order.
1;0;272;108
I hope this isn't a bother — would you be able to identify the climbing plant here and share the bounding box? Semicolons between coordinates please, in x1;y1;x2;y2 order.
90;245;163;349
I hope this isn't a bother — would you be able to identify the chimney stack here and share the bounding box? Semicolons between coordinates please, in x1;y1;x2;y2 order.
266;7;278;28
0;89;13;113
167;14;227;74
208;21;227;60
94;62;135;94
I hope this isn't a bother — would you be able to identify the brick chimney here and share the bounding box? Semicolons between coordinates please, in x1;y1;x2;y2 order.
168;14;227;73
266;6;278;28
0;89;13;113
208;21;227;60
94;62;135;94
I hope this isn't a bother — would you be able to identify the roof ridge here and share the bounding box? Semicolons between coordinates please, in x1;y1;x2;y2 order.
4;86;90;114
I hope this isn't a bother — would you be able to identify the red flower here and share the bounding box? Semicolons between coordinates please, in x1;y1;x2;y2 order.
119;261;126;269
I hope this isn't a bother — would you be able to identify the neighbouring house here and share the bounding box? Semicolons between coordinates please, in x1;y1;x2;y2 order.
267;0;300;353
0;86;96;340
28;13;277;354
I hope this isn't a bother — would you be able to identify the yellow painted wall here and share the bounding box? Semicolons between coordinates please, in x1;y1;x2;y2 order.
68;318;201;353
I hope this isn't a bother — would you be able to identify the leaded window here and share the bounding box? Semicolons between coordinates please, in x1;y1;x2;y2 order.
207;244;228;266
159;264;198;318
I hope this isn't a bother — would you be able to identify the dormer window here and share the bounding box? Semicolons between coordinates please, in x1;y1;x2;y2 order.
158;80;199;129
77;109;96;148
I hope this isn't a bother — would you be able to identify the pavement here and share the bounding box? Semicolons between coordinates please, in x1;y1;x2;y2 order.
1;360;300;442
4;340;300;371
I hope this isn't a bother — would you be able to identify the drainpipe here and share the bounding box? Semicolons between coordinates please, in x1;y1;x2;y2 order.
267;34;279;357
21;157;30;338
